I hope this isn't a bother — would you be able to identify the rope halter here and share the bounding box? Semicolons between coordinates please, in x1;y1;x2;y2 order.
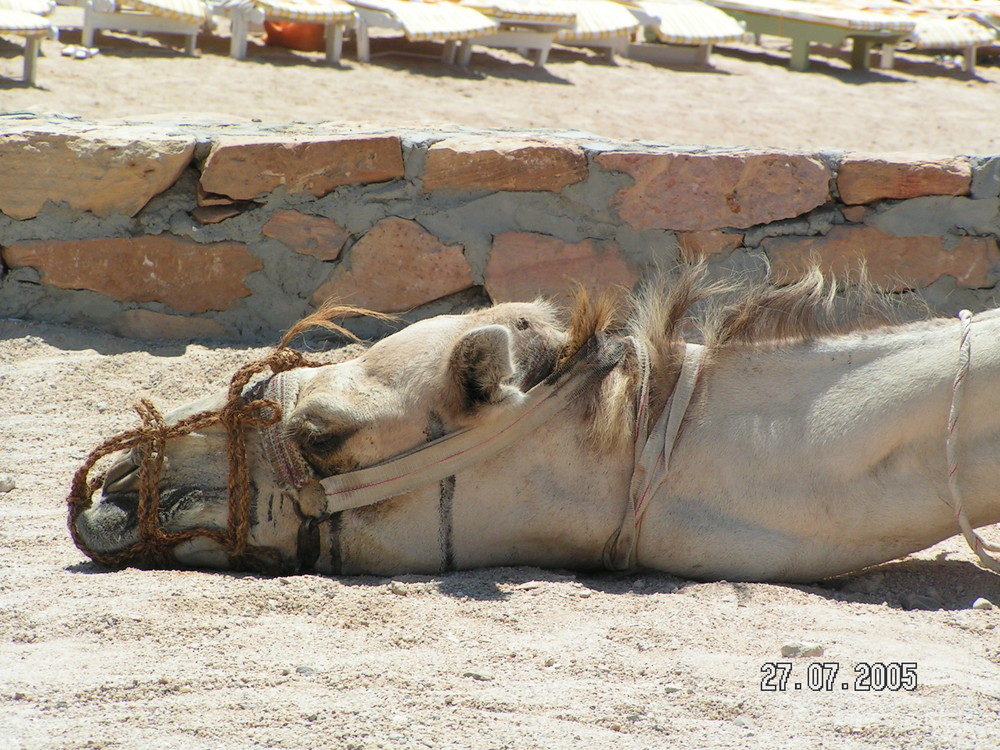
66;347;324;570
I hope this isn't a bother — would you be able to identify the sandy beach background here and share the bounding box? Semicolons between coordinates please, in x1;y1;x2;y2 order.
2;5;1000;153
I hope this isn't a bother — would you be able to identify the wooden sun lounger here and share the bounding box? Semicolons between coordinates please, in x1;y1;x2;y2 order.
900;0;1000;33
618;0;750;65
0;0;54;14
813;0;997;73
81;0;207;54
0;7;52;84
464;0;639;64
707;0;915;69
460;0;576;67
347;0;498;65
553;0;639;59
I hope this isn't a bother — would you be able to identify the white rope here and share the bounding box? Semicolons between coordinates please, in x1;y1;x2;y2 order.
946;309;1000;572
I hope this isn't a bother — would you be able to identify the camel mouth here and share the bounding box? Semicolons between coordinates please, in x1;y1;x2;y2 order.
102;458;140;494
74;486;223;559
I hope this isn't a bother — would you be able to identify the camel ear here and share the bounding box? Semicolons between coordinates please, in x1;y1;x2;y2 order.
449;325;517;407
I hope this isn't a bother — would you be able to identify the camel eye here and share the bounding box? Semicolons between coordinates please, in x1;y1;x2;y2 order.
301;429;354;456
515;317;531;330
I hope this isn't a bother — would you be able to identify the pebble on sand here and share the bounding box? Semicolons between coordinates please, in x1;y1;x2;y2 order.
780;642;825;658
390;581;408;596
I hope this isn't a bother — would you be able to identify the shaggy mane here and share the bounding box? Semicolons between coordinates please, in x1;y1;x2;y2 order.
561;264;902;452
563;263;900;363
293;266;899;370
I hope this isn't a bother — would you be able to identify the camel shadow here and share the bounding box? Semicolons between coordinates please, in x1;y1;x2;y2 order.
364;556;1000;607
570;556;1000;612
64;554;1000;610
815;557;1000;611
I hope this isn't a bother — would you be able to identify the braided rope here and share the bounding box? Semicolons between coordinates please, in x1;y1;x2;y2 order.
946;309;1000;572
67;347;323;570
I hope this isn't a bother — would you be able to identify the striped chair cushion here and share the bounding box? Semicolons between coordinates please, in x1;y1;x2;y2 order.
900;0;1000;14
461;0;577;23
556;0;639;39
709;0;915;31
623;0;750;43
905;13;996;44
0;0;54;15
259;0;356;22
351;0;498;40
130;0;207;24
815;0;997;45
0;7;51;33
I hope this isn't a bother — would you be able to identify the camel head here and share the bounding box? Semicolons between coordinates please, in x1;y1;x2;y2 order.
70;301;569;573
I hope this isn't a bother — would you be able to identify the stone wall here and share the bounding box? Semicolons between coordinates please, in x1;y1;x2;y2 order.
2;114;1000;341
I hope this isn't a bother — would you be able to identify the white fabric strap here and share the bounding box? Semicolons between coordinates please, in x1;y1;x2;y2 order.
604;341;706;570
635;342;705;523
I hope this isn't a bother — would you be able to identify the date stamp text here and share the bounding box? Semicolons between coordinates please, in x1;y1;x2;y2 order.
760;662;918;692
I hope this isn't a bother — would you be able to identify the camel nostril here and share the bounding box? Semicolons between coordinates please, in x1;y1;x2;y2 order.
103;457;140;493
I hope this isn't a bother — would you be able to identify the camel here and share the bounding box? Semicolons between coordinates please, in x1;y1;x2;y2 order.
69;267;1000;582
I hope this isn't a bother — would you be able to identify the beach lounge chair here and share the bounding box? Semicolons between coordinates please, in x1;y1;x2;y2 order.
706;0;914;69
0;7;53;84
459;0;638;65
0;0;53;14
900;0;1000;32
81;0;208;54
554;0;639;58
217;0;357;62
617;0;750;64
814;0;997;72
347;0;498;65
459;0;576;67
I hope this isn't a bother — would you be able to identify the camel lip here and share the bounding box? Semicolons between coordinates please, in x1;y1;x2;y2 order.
76;486;221;555
103;461;140;494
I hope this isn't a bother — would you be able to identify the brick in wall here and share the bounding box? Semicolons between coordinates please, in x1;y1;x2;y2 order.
676;230;744;263
114;309;228;340
0;132;194;220
596;150;831;231
263;210;349;261
764;225;1000;291
486;232;637;304
200;135;404;201
2;236;261;313
423;136;588;192
837;154;971;205
310;217;473;312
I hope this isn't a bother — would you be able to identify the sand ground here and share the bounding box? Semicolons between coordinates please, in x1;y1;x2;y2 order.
2;8;1000;749
1;6;1000;153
